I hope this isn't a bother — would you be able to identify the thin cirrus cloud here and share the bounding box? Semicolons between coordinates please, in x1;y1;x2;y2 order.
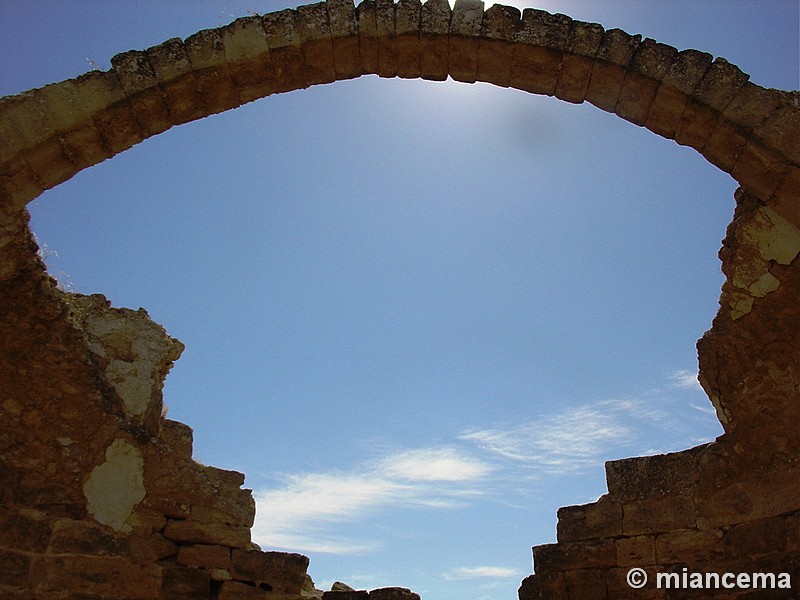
443;566;522;580
252;447;493;554
459;398;660;473
253;373;720;554
669;369;703;391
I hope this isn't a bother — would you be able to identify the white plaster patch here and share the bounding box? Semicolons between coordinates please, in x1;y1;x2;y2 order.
83;438;145;532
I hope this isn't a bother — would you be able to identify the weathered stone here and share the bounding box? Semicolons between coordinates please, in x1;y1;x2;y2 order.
48;518;127;556
374;0;398;77
564;568;607;600
655;527;724;564
615;38;677;125
555;20;604;104
262;9;308;94
369;587;421;599
476;4;520;87
395;0;422;78
230;549;309;593
327;0;361;80
0;507;52;553
557;497;623;542
323;591;369;599
356;0;380;75
615;535;655;567
645;49;713;139
448;0;484;83
534;539;616;572
622;495;696;536
297;2;336;86
419;0;451;81
510;9;569;96
586;28;641;113
176;544;231;569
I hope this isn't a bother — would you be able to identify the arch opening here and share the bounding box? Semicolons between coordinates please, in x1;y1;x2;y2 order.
1;2;797;599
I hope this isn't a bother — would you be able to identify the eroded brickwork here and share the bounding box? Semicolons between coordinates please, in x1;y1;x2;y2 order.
0;1;797;599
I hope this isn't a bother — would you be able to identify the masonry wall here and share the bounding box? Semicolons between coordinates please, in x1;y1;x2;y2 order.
0;1;798;599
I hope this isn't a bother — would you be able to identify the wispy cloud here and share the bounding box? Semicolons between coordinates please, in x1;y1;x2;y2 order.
459;399;659;473
443;566;521;580
669;369;702;391
252;447;492;554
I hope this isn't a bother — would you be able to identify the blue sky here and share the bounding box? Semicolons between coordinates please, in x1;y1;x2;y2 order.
3;1;798;598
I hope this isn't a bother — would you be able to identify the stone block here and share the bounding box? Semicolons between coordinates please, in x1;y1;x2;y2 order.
518;570;568;600
356;0;380;75
645;49;713;139
375;0;398;77
395;0;422;79
419;0;451;81
60;122;113;172
586;28;641;113
772;166;800;228
693;57;750;112
477;3;520;87
615;535;655;567
22;136;76;191
31;80;89;138
622;495;696;536
223;16;269;63
48;518;126;556
673;58;749;150
262;9;307;94
674;100;723;151
31;555;160;599
222;16;274;103
163;518;251;548
160;563;212;599
176;544;231;569
184;28;240;116
753;94;800;165
0;548;30;587
160;419;194;458
557;498;623;542
327;0;361;80
0;91;55;152
218;580;271;600
0;507;51;553
533;538;616;572
564;568;607;600
510;9;570;96
230;548;309;593
724;515;787;559
605;445;706;500
654;527;724;564
369;588;421;599
702;115;749;173
731;142;786;201
145;40;202;126
787;512;800;553
128;530;176;563
297;2;336;86
448;0;483;83
555;21;604;104
323;591;369;599
616;38;676;125
606;566;664;600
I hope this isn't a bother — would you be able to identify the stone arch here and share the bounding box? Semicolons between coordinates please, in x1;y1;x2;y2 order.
0;1;797;598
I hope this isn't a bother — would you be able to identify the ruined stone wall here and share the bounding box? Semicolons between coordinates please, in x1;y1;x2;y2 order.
0;1;797;599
